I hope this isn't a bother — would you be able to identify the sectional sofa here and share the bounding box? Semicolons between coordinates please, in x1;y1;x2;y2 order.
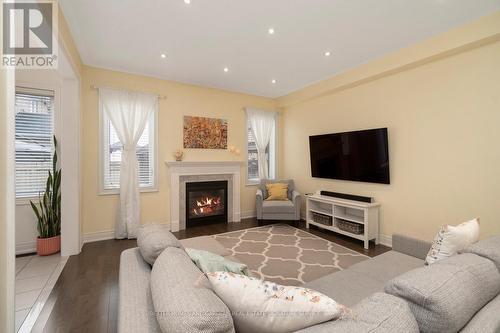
118;230;500;333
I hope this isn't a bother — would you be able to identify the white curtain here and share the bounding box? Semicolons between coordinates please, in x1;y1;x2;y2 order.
246;108;276;179
100;88;158;239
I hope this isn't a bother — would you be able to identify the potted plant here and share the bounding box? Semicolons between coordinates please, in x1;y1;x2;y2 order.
30;135;61;256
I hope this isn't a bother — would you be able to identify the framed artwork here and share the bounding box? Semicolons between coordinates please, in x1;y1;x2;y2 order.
183;116;228;149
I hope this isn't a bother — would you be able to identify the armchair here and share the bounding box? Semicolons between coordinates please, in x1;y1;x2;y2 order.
256;179;301;223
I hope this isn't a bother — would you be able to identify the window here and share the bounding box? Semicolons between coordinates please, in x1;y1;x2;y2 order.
101;109;157;193
246;114;277;184
15;88;55;198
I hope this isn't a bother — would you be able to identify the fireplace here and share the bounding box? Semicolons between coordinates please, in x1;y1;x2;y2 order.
186;180;228;228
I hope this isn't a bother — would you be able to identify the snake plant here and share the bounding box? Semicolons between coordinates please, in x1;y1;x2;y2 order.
30;135;61;238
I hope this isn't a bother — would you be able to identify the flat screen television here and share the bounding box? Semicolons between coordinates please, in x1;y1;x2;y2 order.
309;128;390;184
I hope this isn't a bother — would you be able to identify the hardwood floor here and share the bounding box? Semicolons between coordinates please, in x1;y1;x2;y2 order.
35;218;390;332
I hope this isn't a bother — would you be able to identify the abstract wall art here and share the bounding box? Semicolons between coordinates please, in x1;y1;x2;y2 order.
183;116;228;149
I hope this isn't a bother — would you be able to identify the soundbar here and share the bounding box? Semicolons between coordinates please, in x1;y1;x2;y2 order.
320;191;373;203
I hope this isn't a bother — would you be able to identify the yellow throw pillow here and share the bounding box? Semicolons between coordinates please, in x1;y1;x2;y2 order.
265;183;289;201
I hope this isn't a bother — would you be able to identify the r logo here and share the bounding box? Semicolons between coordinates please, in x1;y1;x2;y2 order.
3;2;53;55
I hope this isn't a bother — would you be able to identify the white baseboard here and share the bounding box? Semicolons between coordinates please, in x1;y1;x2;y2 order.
241;210;256;219
83;223;172;244
16;241;36;255
379;234;392;247
83;230;115;244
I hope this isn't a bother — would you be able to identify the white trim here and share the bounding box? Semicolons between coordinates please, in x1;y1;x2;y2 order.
15;241;36;255
241;209;256;219
83;230;115;244
83;222;171;244
165;161;242;167
166;161;243;232
379;234;392;247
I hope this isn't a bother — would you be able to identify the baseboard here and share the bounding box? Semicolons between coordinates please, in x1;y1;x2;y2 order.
379;234;392;248
241;209;256;219
83;223;172;244
16;241;36;255
83;230;115;244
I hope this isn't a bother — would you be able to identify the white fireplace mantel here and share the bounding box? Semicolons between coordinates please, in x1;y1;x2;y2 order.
165;161;243;231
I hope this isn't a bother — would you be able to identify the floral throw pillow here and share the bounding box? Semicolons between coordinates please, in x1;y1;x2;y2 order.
205;271;345;333
425;218;480;265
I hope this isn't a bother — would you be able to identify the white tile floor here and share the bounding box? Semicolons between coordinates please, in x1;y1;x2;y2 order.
15;254;68;333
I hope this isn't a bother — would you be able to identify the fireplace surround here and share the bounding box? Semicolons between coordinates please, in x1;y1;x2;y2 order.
186;180;228;228
166;161;242;232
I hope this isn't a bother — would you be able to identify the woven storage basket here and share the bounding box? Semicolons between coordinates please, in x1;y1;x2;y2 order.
337;219;364;234
311;212;332;226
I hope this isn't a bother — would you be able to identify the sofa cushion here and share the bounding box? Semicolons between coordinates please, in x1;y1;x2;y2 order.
118;248;161;333
460;291;500;333
348;251;424;283
294;293;419;333
461;235;500;272
180;236;230;257
392;233;432;260
151;247;235;333
304;268;384;307
262;200;294;214
185;248;251;276
304;251;423;307
425;218;480;265
385;253;500;333
137;224;182;265
206;271;344;333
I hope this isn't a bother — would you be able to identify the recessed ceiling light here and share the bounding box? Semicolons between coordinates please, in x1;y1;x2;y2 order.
161;54;166;58
271;79;277;84
223;67;229;73
184;0;191;4
324;51;331;57
268;28;275;35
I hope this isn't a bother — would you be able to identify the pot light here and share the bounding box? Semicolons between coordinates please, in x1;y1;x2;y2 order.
324;51;331;57
271;79;277;84
268;28;275;35
184;0;191;4
161;54;166;58
223;67;229;73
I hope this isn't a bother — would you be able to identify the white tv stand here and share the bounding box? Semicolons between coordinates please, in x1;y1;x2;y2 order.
305;192;380;249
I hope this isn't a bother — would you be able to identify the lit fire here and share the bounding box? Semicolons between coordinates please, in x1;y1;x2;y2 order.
192;196;223;216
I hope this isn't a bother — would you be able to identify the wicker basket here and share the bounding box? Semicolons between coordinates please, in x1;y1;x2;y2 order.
311;212;332;226
337;219;364;234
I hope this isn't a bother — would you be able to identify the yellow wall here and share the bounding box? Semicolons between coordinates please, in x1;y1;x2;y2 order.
279;24;500;241
78;11;500;241
81;66;276;234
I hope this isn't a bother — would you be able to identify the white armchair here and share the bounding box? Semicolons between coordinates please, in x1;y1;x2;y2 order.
256;179;301;222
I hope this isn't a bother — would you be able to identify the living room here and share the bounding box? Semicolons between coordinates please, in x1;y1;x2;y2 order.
1;1;500;332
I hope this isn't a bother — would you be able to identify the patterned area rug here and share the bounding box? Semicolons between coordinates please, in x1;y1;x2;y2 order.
213;224;368;286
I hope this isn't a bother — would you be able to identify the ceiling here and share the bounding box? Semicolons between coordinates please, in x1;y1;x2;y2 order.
60;0;500;98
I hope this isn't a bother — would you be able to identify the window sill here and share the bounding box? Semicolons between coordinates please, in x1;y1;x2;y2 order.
16;197;40;206
246;180;260;186
98;187;159;196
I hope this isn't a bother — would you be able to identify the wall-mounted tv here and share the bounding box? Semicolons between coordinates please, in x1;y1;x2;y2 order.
309;128;390;184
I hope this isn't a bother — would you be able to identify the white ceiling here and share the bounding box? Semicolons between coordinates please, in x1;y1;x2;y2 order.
60;0;500;98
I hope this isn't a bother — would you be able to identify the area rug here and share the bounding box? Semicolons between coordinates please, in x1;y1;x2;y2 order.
212;224;369;286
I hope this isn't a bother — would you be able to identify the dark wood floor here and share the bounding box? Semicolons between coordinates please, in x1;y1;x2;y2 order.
35;218;390;332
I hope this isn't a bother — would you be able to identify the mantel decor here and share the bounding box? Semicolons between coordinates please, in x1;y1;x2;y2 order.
183;116;228;149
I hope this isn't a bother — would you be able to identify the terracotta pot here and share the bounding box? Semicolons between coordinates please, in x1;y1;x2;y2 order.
37;235;61;256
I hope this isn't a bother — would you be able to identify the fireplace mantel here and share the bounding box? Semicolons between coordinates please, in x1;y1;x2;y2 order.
165;161;243;231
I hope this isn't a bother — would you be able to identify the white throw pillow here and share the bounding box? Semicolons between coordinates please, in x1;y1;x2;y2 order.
205;271;344;333
425;218;480;265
